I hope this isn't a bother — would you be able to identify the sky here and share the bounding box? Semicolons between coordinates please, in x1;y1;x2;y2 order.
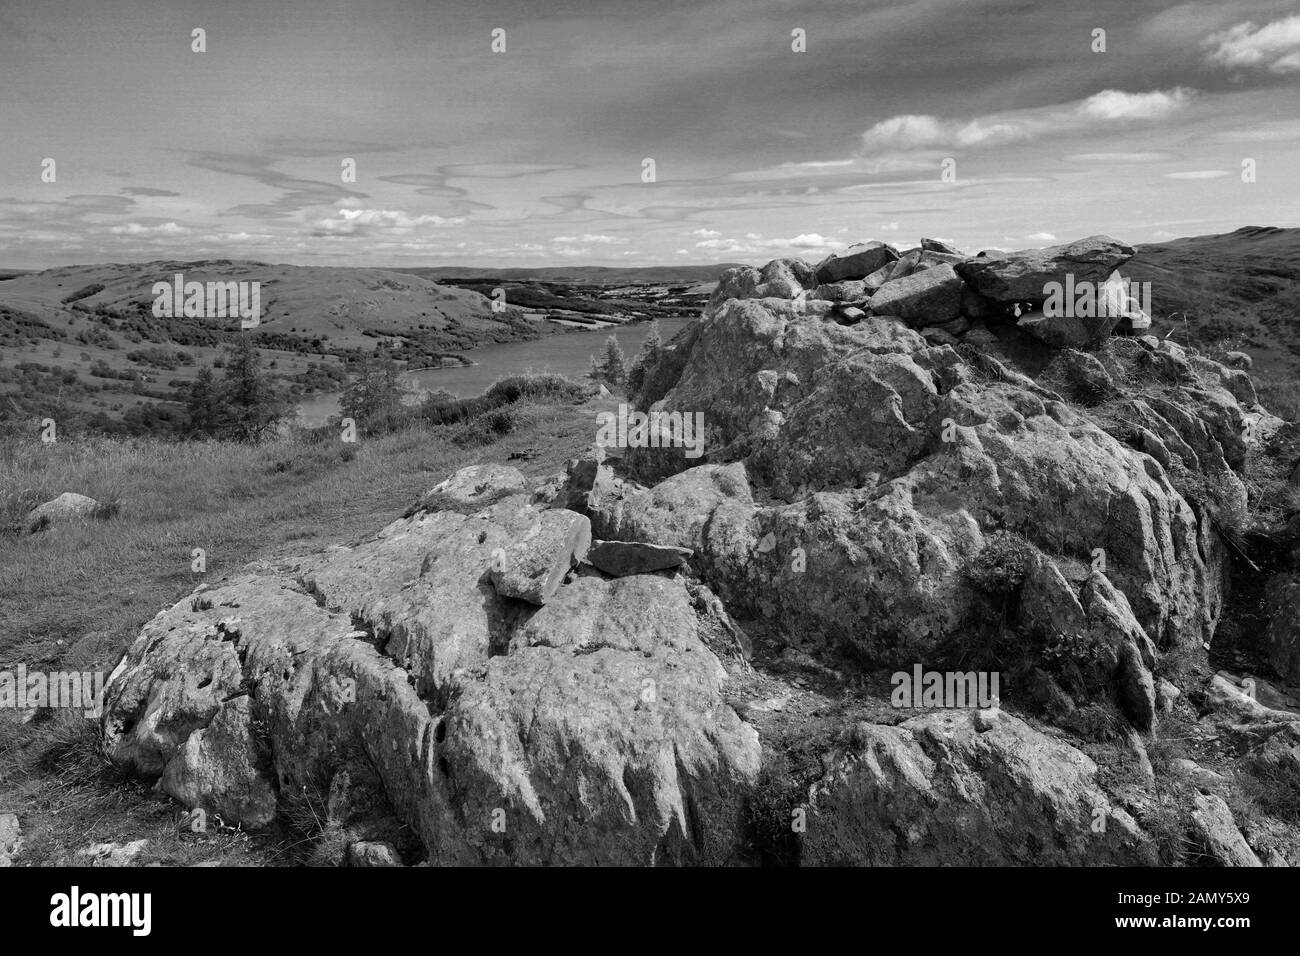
1;0;1299;269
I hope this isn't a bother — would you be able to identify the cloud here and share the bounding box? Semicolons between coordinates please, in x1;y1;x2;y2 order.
1064;152;1174;164
106;221;188;236
120;187;182;197
553;234;627;244
1205;15;1300;73
691;228;721;238
1076;88;1194;121
858;89;1194;154
312;208;463;236
1164;170;1231;179
1024;231;1057;241
695;232;844;255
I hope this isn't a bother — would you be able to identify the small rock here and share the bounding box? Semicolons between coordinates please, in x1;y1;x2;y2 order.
0;813;20;867
974;708;999;732
586;539;692;576
26;492;102;534
921;327;960;347
1169;757;1226;790
838;306;866;322
1223;351;1252;371
74;839;150;867
1157;678;1181;713
347;840;403;867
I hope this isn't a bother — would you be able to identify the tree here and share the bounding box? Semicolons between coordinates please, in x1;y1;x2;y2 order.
218;337;285;441
340;348;411;435
587;334;626;389
185;365;223;437
625;319;662;396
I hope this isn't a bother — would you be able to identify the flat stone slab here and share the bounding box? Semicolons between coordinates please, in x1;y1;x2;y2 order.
586;539;693;576
490;509;592;604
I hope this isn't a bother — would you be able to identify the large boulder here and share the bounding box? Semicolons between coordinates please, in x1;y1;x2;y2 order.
102;467;761;864
814;242;899;284
956;235;1135;304
866;263;964;326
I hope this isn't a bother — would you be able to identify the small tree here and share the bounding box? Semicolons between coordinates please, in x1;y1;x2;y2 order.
218;337;285;441
186;365;223;437
626;319;662;396
588;334;627;389
341;348;411;435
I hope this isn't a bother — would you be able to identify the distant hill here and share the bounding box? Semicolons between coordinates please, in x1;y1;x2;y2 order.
0;260;530;350
1126;226;1300;384
393;264;743;286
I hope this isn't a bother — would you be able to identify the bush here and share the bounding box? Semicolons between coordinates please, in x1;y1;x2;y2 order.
965;531;1034;595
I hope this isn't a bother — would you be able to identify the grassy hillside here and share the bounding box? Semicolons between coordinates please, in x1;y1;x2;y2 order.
1127;226;1300;417
0;380;611;865
0;260;538;435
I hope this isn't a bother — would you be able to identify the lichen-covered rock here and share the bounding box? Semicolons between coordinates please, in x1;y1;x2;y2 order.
102;476;761;864
488;509;591;605
803;710;1157;865
956;235;1135;303
814;242;898;284
867;263;964;326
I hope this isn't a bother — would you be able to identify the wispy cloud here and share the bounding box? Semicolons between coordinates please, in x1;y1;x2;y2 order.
1205;14;1300;73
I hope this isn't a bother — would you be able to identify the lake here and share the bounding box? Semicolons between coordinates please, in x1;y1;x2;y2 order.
296;315;695;425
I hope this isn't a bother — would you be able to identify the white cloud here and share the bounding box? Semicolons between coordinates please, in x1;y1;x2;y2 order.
1205;15;1300;73
690;228;721;238
1024;231;1057;241
695;232;845;255
880;222;900;231
108;221;188;236
1076;88;1194;121
1164;170;1231;179
858;88;1194;154
553;233;626;244
315;208;463;235
1065;151;1173;163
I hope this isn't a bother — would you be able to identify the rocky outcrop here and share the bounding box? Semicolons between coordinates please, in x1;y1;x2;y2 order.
97;231;1296;867
103;479;762;864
